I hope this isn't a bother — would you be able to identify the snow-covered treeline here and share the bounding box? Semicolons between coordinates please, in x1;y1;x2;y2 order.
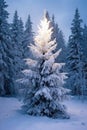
0;0;87;99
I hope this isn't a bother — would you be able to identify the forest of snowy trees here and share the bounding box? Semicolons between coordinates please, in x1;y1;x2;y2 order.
0;0;87;118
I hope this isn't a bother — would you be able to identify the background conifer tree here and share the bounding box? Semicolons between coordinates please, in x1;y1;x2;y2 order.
67;9;85;96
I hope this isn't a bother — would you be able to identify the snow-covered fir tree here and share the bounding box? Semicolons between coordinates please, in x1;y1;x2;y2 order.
67;8;86;96
51;15;67;62
19;11;69;119
23;15;34;58
11;11;24;92
0;0;13;95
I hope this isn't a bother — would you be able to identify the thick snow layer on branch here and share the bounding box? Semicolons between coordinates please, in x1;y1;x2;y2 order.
22;69;39;79
24;58;37;67
52;63;65;72
35;87;52;100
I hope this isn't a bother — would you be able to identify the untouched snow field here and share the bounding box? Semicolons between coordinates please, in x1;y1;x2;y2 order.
0;97;87;130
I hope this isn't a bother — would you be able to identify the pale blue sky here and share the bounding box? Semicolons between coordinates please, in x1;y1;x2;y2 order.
6;0;87;41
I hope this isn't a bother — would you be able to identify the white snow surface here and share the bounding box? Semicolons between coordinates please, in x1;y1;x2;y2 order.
0;97;87;130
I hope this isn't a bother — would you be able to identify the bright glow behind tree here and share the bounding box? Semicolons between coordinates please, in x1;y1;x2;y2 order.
30;13;59;59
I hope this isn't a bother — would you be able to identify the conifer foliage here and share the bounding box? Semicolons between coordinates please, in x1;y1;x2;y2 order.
10;11;24;91
0;0;13;95
51;15;66;62
23;15;34;58
83;24;87;58
67;9;85;95
19;12;69;119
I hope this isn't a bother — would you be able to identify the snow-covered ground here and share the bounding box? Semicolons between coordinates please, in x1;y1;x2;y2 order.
0;97;87;130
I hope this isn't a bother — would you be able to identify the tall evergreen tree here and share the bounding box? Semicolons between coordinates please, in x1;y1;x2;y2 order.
23;15;33;58
18;12;69;119
51;15;66;62
0;0;13;95
11;11;24;92
67;8;85;95
11;10;20;77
